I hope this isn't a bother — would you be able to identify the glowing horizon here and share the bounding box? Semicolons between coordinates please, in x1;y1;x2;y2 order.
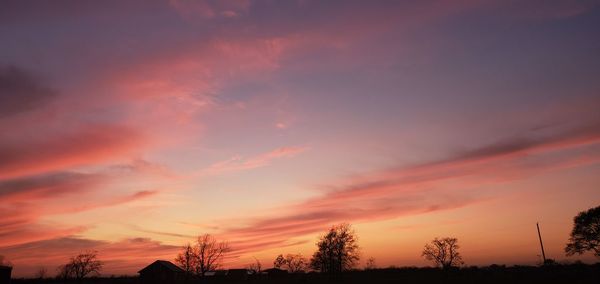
1;0;600;277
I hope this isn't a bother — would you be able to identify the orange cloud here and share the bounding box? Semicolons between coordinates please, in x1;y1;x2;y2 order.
0;169;160;249
205;122;600;257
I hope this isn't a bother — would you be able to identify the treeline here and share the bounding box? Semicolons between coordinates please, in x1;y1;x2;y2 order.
174;223;464;276
11;264;600;284
171;204;600;277
14;205;600;281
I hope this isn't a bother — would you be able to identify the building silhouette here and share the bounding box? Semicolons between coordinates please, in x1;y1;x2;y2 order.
138;260;185;284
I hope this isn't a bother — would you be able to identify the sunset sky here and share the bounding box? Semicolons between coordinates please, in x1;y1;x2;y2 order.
1;0;600;277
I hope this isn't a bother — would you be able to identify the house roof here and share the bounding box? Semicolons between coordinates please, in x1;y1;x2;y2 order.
138;260;185;273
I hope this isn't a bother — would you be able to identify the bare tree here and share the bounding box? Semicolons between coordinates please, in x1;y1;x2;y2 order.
175;243;196;275
58;251;103;280
310;223;360;274
273;254;285;269
194;234;230;276
246;258;262;275
35;267;48;279
422;237;463;269
285;254;308;273
365;257;376;270
57;264;73;280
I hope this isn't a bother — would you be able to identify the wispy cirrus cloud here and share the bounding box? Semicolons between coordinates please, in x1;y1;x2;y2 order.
0;124;144;179
199;146;308;176
209;121;600;255
1;0;599;276
0;172;102;202
0;168;161;248
0;171;104;247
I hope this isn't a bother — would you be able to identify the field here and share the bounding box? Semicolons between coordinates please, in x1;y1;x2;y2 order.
10;263;600;284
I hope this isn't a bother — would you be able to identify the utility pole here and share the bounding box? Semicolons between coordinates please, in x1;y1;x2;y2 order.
536;222;547;264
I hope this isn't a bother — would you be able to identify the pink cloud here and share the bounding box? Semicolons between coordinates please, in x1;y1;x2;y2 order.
63;190;160;215
1;0;599;275
199;146;308;176
0;169;160;248
0;124;144;179
205;122;600;256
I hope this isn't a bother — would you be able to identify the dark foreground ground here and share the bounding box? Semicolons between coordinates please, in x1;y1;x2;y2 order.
11;263;600;284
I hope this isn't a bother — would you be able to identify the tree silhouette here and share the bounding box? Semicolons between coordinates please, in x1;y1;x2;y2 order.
194;234;230;276
365;257;376;270
310;223;360;275
273;254;286;269
565;205;600;258
246;258;262;275
57;251;102;280
35;267;47;279
175;243;196;275
285;253;308;273
422;237;463;269
272;253;308;272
